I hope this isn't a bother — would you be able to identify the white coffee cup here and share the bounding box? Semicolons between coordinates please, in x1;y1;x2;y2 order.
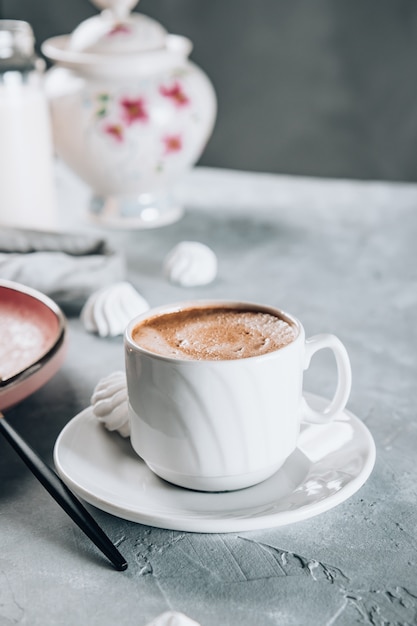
124;300;351;492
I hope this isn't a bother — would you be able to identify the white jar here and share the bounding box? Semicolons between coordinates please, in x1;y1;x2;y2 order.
0;20;57;230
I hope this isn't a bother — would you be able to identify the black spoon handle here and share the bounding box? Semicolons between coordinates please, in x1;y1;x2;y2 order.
0;413;128;571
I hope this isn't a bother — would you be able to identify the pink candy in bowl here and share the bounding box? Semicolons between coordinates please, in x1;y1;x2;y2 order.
0;280;67;411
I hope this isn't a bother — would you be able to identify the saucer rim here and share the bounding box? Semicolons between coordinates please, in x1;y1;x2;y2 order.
53;393;376;533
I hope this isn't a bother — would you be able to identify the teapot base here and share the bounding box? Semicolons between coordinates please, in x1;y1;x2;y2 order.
89;190;184;229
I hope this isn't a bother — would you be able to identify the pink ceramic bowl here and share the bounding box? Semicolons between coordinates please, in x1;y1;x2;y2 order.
0;280;67;411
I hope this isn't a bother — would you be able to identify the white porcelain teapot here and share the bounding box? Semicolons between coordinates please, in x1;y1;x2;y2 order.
42;0;216;228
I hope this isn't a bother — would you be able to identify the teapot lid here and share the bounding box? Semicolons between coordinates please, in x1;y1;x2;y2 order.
68;0;167;55
41;0;193;75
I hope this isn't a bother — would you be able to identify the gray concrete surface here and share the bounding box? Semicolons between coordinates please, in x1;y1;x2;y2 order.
0;163;416;624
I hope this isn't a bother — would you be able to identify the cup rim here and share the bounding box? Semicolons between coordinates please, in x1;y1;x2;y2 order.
124;299;303;364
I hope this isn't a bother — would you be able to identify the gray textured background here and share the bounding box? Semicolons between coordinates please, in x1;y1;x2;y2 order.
2;0;417;182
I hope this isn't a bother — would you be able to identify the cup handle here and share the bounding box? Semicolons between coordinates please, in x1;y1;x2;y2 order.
301;334;352;424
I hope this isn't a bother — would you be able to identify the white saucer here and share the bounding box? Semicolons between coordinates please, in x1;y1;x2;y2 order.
53;394;375;533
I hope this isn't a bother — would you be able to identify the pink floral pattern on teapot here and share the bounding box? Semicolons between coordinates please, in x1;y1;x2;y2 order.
100;79;189;150
56;65;215;190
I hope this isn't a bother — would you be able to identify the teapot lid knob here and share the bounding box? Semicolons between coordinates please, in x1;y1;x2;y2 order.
89;0;139;20
68;0;167;55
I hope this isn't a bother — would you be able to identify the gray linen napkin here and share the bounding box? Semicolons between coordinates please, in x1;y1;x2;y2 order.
0;228;125;310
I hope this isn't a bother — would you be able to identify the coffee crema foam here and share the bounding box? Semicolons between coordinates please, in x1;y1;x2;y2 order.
132;307;297;361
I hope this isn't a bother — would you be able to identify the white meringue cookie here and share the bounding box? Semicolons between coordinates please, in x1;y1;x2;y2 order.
164;241;217;287
81;281;149;337
91;371;130;437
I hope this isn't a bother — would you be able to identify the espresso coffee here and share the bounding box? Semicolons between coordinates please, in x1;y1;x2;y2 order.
132;306;297;360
